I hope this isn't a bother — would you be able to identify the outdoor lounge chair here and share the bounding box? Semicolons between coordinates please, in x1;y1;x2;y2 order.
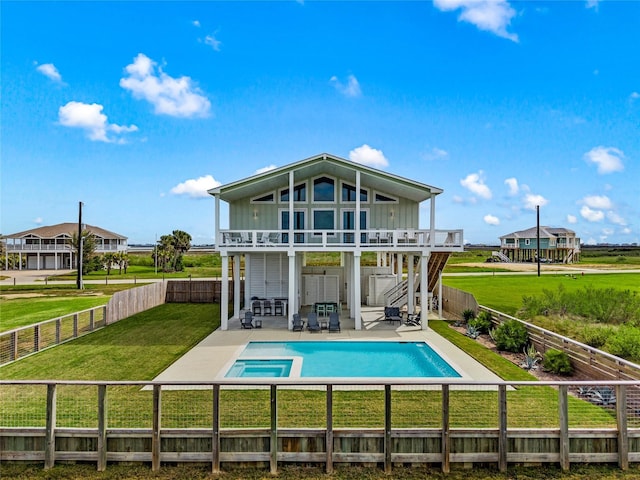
405;311;421;326
252;300;262;315
241;311;254;329
384;306;403;324
292;313;304;332
307;312;321;333
328;312;341;332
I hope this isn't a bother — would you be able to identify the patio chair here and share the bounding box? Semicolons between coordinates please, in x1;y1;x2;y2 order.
241;311;254;329
262;299;272;315
328;312;341;333
384;306;403;324
292;313;304;332
307;312;321;333
252;300;262;315
405;311;421;326
274;299;284;316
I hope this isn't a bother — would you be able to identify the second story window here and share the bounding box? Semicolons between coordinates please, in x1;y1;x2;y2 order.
341;183;368;202
280;183;306;202
313;176;335;202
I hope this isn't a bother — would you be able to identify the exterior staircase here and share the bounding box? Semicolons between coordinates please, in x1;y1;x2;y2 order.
383;252;451;308
492;251;511;262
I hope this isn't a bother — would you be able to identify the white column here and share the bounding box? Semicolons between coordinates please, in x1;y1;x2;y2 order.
430;194;436;248
353;252;361;330
396;253;403;284
233;255;241;320
438;269;443;319
221;254;229;331
289;171;294;247
421;253;429;330
407;254;414;316
288;252;296;330
355;170;361;247
215;195;221;245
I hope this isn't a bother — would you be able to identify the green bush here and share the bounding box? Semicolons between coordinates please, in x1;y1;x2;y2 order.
473;311;493;333
579;324;615;349
543;349;573;375
604;326;640;362
462;309;476;323
491;320;528;353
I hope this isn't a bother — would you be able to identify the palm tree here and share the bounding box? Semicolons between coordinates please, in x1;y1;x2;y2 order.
171;230;192;271
70;229;97;274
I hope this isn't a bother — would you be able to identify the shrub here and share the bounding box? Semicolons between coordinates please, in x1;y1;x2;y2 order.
604;326;640;362
491;320;528;353
462;309;476;323
474;311;493;333
543;349;573;375
579;325;615;349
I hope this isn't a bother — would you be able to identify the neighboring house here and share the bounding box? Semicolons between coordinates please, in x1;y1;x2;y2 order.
498;226;580;263
2;223;127;271
209;153;464;331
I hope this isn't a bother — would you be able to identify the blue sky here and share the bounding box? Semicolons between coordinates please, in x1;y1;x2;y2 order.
1;0;638;245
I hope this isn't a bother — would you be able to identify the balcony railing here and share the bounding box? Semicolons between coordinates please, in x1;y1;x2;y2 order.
5;244;126;252
217;229;463;250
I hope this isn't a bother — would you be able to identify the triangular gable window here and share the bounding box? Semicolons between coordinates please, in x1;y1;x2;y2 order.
252;192;275;203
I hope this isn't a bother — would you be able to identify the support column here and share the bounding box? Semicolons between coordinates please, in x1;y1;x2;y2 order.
407;254;414;316
421;253;429;330
221;254;229;330
430;194;436;248
354;253;361;330
396;253;403;284
438;269;443;319
288;252;296;330
233;255;241;320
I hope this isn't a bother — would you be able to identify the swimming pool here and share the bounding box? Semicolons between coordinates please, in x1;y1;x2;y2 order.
224;341;461;378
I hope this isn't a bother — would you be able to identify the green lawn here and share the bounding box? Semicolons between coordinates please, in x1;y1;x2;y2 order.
0;284;142;332
442;272;640;315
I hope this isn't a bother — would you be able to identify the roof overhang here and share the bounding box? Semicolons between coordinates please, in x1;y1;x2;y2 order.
208;153;442;203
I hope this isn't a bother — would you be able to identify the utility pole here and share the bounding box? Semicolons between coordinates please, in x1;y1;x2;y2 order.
536;205;541;278
77;201;84;289
154;233;158;275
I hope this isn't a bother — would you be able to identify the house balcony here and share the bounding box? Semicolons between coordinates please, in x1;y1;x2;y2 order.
217;228;463;252
5;244;126;253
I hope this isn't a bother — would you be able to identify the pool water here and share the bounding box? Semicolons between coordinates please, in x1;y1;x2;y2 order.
225;359;293;378
225;341;460;378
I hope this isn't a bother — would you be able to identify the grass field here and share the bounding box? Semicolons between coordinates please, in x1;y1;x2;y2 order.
442;272;640;315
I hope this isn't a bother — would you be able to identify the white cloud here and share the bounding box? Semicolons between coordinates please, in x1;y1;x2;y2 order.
120;53;211;118
586;0;600;10
329;74;362;98
584;146;625;174
567;214;577;224
170;175;221;198
422;147;449;161
582;194;613;209
606;211;627;226
622;227;632;235
36;63;63;83
349;144;389;168
255;165;277;175
433;0;518;42
602;228;614;236
523;193;548;211
34;217;43;225
630;92;639;100
192;20;201;27
580;205;605;222
483;214;500;225
58;101;138;143
460;171;492;199
504;177;519;196
204;34;222;51
452;195;464;204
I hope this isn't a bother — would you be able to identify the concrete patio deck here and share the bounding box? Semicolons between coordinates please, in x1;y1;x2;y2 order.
152;306;504;388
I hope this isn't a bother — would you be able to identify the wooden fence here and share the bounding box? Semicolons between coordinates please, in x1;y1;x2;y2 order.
479;306;640;381
105;282;167;325
0;306;106;366
0;379;638;474
165;280;243;303
441;285;479;318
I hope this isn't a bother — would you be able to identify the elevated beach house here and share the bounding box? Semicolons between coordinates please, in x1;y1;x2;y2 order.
3;223;127;271
209;153;463;330
498;226;581;263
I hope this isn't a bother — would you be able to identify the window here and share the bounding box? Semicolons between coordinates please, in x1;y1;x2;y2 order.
313;176;335;202
280;210;306;243
341;183;368;202
374;191;398;203
525;239;531;245
280;183;306;202
251;192;275;203
342;210;368;243
313;209;335;231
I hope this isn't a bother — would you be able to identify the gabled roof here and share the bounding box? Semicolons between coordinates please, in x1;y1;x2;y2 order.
3;223;127;240
208;152;443;203
500;226;576;240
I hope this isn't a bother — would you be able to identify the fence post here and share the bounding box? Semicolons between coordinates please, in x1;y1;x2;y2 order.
103;306;107;326
89;309;95;331
212;384;220;474
326;384;333;474
152;385;161;472
558;385;569;471
44;383;57;469
441;384;450;474
270;385;278;475
617;385;629;470
97;385;107;471
498;384;507;472
73;314;78;338
55;319;61;344
34;324;41;352
10;331;18;361
384;384;392;474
